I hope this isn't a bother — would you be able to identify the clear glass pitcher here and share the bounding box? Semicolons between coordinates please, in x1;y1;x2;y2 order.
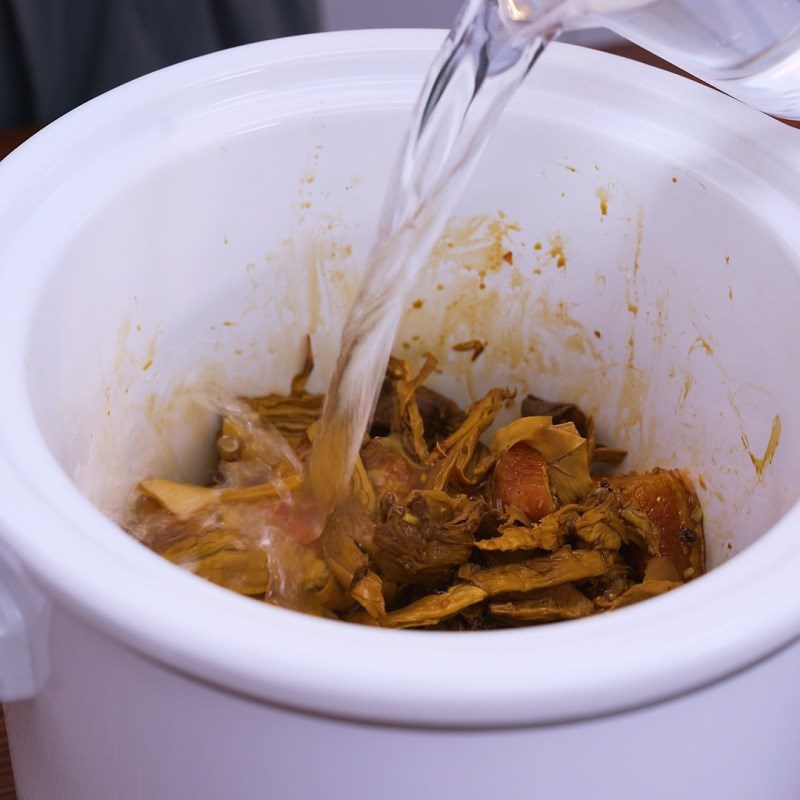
519;0;800;119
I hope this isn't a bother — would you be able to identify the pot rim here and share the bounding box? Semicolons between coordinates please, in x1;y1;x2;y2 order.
0;30;799;727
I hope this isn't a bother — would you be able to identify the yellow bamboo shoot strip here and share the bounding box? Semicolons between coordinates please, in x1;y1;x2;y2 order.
379;584;488;629
219;473;302;502
469;547;608;596
140;473;303;520
160;531;269;597
489;584;594;623
476;506;580;552
595;580;680;610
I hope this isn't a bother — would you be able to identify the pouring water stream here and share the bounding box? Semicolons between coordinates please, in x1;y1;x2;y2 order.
304;0;652;532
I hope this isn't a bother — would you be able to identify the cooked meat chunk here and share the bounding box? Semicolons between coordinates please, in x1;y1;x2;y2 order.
608;470;705;577
492;442;555;521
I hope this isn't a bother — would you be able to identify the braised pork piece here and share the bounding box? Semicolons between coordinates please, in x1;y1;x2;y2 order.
127;345;705;629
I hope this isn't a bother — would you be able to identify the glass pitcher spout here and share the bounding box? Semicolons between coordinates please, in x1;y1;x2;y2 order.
503;0;800;119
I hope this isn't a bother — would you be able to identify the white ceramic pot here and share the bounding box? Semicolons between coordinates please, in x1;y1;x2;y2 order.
0;30;799;799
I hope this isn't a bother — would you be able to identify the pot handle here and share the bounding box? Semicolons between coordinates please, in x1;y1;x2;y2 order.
0;548;50;700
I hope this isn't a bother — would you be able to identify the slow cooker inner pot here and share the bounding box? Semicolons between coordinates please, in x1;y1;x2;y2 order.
25;93;800;574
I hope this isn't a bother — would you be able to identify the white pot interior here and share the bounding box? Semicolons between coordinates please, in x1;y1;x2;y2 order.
24;44;800;575
4;33;800;726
